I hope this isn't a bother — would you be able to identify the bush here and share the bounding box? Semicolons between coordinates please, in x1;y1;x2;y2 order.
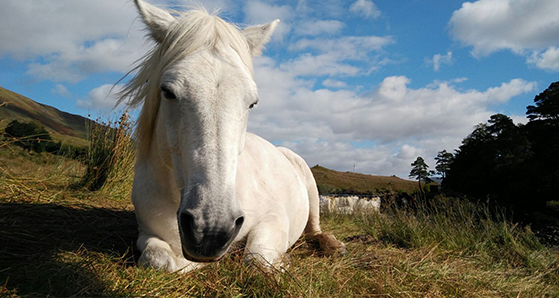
46;142;88;160
4;120;53;153
317;184;331;195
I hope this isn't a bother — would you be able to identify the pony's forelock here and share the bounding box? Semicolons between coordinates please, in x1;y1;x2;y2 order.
118;9;253;159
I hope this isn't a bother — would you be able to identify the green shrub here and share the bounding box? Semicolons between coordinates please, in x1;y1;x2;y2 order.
4;120;53;153
66;144;87;160
317;184;330;195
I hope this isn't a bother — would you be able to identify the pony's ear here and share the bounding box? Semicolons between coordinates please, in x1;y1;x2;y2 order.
242;20;280;56
134;0;175;43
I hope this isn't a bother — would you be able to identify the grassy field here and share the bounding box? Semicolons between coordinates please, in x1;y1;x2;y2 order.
1;144;559;297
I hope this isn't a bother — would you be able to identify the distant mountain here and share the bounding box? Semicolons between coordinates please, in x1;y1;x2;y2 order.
311;165;420;195
0;86;91;146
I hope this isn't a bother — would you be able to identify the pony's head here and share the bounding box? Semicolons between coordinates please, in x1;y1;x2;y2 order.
123;0;278;262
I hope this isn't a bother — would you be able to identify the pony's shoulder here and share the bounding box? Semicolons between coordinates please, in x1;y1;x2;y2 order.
243;132;287;160
244;132;309;172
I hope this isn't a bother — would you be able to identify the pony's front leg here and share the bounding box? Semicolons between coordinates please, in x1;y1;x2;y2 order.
243;213;291;270
135;206;207;273
138;235;207;273
132;163;206;273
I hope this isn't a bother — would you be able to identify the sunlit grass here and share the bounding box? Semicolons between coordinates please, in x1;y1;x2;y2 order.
1;127;558;297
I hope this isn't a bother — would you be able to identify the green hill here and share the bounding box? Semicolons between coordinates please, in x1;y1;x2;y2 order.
311;165;420;195
0;86;91;146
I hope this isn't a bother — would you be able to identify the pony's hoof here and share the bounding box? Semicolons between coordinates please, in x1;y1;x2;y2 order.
138;246;179;272
244;253;290;273
317;232;348;256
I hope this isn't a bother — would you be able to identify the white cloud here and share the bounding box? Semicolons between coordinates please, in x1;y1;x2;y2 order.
280;139;401;176
322;79;347;88
178;0;238;14
290;36;394;55
77;84;126;112
510;114;528;125
425;78;468;89
481;79;537;103
249;55;537;176
449;0;559;70
276;138;463;178
281;53;361;77
243;1;291;42
425;52;453;71
349;0;381;19
51;84;71;98
528;47;559;71
0;0;151;82
0;0;391;85
0;0;137;58
295;20;345;36
396;144;423;161
284;35;394;78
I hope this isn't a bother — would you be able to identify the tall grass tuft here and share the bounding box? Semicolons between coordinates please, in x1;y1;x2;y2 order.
80;112;135;198
358;196;558;272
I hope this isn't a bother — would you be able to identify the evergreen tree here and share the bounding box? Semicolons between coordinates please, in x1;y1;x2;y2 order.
527;81;559;122
524;81;559;206
434;150;453;180
409;156;433;197
444;82;559;212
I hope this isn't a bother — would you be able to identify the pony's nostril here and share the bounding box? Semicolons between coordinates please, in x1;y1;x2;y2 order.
179;211;198;243
180;211;195;227
234;216;244;230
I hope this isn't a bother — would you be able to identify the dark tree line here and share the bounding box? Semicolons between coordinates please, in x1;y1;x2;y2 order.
441;81;559;212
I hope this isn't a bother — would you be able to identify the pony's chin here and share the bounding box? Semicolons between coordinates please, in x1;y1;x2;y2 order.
182;248;224;263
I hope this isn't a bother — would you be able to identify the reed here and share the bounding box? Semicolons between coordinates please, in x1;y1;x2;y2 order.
80;111;135;199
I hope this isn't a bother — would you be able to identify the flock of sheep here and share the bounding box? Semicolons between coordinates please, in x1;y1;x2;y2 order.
319;195;381;214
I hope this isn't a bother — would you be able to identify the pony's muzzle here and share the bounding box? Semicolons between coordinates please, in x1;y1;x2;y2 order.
178;210;244;262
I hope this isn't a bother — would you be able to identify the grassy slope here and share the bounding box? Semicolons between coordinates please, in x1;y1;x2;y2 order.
311;165;420;194
1;149;558;297
0;86;91;147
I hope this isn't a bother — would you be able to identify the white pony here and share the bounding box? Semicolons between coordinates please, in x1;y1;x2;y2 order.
120;0;346;272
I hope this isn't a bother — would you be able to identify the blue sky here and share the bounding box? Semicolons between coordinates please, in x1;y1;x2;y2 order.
1;0;558;178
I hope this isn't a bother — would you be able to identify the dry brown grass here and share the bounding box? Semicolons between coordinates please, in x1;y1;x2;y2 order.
1;138;558;297
2;200;557;297
0;142;84;203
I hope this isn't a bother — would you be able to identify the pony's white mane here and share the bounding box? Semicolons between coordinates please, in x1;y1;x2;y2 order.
119;9;253;159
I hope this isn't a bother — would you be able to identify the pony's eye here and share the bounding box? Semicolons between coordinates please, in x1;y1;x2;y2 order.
249;100;258;110
161;85;177;100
